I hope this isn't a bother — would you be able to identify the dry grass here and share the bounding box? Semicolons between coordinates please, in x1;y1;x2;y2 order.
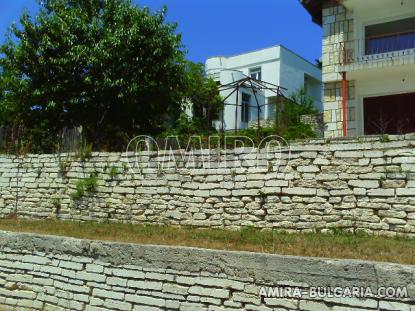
1;219;415;265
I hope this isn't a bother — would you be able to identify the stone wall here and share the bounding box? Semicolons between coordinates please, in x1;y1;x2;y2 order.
299;114;325;138
2;135;415;236
0;231;414;311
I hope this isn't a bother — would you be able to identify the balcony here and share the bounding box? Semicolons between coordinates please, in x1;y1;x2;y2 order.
339;30;415;71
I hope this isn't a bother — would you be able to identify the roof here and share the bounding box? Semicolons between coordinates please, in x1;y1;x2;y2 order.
206;44;320;70
300;0;324;26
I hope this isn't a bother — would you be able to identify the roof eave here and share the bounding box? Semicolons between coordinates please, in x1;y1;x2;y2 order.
300;0;323;26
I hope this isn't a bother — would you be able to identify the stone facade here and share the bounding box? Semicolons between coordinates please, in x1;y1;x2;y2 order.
2;135;415;236
0;231;414;311
322;2;356;138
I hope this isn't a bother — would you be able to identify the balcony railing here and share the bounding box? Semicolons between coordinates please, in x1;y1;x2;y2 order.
339;30;415;66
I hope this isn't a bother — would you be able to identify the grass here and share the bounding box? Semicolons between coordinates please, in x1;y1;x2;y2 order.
1;219;415;265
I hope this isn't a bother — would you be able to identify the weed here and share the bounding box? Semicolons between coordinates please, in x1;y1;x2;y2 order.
52;198;61;216
380;134;390;143
52;198;61;209
122;163;129;174
77;143;93;161
58;160;69;176
108;166;119;179
257;190;267;198
71;173;99;200
267;161;273;173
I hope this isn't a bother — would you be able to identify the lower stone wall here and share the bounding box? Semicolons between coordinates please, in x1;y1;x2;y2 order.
0;231;414;310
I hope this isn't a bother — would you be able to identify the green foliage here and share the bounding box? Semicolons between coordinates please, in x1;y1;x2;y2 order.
77;143;93;161
182;61;222;131
271;87;319;140
282;123;317;141
158;87;318;148
0;0;187;152
257;190;266;198
380;134;390;143
108;166;119;179
58;160;69;175
71;173;99;200
161;62;222;137
52;198;61;215
122;162;129;174
52;198;61;208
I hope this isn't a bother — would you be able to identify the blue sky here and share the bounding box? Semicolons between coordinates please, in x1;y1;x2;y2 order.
0;0;322;65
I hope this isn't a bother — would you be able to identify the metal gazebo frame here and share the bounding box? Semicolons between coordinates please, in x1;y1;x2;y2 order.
216;72;287;135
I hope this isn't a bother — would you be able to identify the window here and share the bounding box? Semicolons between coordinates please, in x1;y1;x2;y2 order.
249;67;261;81
365;17;415;55
241;93;250;123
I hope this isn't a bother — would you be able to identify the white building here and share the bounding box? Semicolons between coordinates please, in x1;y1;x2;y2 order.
205;45;322;131
302;0;415;137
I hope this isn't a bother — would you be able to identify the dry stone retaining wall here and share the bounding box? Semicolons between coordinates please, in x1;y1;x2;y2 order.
1;135;415;236
0;231;414;311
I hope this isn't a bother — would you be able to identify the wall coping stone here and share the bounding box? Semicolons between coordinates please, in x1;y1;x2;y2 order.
1;230;414;299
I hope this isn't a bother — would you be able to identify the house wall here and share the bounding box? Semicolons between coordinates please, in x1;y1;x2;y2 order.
321;0;415;137
347;3;415;135
206;46;322;130
279;47;322;108
1;231;414;311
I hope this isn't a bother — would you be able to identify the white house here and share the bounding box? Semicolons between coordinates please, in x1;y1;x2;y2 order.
302;0;415;137
205;45;322;131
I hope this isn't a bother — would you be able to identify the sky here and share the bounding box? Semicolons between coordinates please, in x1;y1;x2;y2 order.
0;0;322;65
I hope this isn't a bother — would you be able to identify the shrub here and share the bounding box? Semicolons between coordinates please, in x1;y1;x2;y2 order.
77;143;93;161
71;173;99;200
108;166;119;179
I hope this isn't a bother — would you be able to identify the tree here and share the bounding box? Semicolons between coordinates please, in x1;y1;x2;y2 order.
273;87;318;140
182;61;222;132
164;61;222;136
0;0;187;151
286;86;318;125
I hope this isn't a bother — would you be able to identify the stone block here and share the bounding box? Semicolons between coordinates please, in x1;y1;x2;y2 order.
188;286;229;299
282;187;317;196
348;180;379;189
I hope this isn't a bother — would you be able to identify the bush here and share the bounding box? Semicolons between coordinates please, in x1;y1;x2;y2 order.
71;173;99;200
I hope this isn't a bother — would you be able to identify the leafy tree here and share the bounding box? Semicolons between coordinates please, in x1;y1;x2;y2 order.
285;87;318;125
182;61;222;132
161;61;222;138
280;87;318;139
0;0;187;151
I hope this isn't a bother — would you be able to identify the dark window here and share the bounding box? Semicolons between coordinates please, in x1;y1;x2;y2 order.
241;93;250;123
365;17;415;55
364;92;415;135
249;68;261;81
